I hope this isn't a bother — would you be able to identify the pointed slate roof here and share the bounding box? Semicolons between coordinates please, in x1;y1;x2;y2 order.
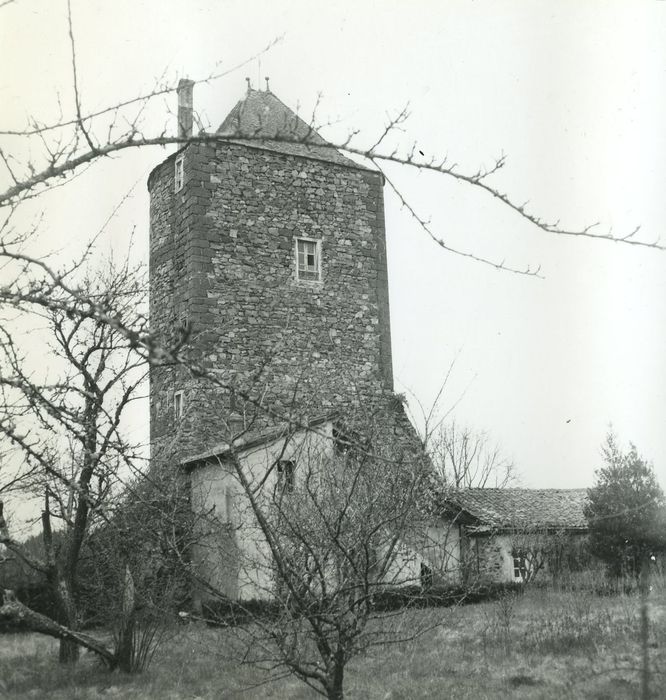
447;488;589;531
217;89;363;169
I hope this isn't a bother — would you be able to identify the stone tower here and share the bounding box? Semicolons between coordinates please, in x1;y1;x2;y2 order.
148;83;394;461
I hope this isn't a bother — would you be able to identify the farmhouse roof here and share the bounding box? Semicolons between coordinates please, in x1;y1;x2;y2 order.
446;488;589;532
179;397;420;470
217;88;367;170
180;414;334;468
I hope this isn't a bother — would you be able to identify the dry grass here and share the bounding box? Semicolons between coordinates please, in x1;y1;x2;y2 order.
1;586;665;698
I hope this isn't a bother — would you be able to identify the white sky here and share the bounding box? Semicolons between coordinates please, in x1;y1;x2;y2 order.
1;0;665;492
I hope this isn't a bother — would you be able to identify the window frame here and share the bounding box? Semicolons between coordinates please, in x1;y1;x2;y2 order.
174;154;184;192
294;237;322;283
420;562;433;590
512;554;527;581
276;459;296;493
224;485;234;526
174;390;184;419
333;426;361;458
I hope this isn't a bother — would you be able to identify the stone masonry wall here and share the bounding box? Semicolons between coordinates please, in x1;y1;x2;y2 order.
149;142;393;461
460;533;508;585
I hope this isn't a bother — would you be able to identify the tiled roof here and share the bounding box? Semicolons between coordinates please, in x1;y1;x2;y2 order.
447;488;589;531
217;89;366;169
180;414;334;467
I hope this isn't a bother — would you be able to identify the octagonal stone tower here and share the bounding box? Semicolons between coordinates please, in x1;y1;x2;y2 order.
148;84;394;461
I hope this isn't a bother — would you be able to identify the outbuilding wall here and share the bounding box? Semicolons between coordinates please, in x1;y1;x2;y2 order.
190;423;335;602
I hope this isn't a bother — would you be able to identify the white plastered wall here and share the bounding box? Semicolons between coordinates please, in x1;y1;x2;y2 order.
191;422;335;601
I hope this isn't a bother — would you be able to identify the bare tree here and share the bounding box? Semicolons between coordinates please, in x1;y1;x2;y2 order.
187;398;451;700
0;256;147;664
77;464;193;672
507;527;590;585
403;362;514;490
430;421;515;489
508;528;553;584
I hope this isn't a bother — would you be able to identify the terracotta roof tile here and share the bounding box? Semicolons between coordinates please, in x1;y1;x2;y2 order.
180;414;334;467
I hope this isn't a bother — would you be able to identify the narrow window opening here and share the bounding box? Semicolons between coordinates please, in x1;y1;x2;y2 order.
333;426;360;457
513;554;527;580
177;314;191;340
224;486;233;526
174;155;184;192
174;390;184;419
420;562;433;590
277;460;295;493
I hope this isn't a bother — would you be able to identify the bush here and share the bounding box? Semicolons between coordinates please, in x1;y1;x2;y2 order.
13;583;58;620
199;582;525;626
201;598;285;626
371;582;524;612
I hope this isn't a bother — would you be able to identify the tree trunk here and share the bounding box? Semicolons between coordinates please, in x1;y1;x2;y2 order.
59;638;79;664
55;400;99;665
54;578;80;664
0;597;116;667
639;554;650;700
115;565;137;673
115;616;136;673
326;661;345;700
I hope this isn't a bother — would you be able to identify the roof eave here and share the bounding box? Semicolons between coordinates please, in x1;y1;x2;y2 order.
180;414;336;468
464;524;589;535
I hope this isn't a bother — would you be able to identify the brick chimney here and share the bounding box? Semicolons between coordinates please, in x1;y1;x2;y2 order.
177;79;195;139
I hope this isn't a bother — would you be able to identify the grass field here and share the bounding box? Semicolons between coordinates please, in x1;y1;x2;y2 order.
1;586;665;699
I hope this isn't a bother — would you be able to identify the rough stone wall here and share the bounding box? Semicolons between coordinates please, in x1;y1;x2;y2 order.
149;142;393;461
460;532;508;585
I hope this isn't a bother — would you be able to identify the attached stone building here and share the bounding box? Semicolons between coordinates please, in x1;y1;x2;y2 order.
436;488;589;585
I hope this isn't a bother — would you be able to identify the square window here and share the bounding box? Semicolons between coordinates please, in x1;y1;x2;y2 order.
174;390;184;419
174;155;184;192
295;238;321;282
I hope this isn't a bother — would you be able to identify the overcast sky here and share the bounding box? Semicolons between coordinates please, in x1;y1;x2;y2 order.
1;0;665;492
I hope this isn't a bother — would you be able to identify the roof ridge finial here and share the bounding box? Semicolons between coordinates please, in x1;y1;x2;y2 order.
265;76;270;92
245;77;252;94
